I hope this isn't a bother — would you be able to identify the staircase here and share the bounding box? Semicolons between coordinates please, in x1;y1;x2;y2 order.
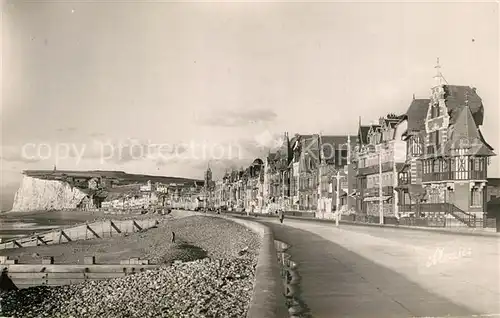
444;203;477;228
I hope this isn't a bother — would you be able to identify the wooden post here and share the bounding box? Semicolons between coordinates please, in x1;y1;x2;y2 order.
132;220;143;231
61;230;72;242
110;221;122;234
86;225;101;239
36;236;47;245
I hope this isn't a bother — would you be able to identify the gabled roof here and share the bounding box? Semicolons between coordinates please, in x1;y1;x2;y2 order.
443;85;484;126
266;152;277;162
319;135;357;164
275;134;291;162
406;98;431;132
444;105;495;156
299;135;320;173
358;126;370;145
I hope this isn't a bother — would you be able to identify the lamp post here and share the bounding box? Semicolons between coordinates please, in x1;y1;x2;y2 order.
332;171;346;227
379;151;384;224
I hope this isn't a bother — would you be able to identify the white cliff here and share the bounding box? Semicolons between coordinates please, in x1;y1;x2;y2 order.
11;176;87;212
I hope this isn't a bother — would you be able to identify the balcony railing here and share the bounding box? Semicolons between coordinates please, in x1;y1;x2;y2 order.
364;186;394;197
422;170;487;182
357;162;394;176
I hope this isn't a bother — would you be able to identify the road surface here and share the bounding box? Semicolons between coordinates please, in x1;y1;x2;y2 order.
255;217;500;318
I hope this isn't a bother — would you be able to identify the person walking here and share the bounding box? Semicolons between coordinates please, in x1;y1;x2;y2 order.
278;209;284;224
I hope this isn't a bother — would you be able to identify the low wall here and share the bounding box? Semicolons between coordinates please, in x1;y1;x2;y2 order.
0;218;161;250
171;210;288;318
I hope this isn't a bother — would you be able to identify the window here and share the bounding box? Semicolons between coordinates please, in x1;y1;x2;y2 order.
431;103;440;118
433;160;440;173
455;157;468;180
442;160;448;172
473;158;482;171
471;187;482;207
412;136;422;156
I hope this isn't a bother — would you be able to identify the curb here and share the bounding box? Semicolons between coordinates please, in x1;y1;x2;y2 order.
171;210;289;318
223;212;500;238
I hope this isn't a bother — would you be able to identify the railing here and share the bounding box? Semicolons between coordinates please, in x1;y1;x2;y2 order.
343;213;496;229
397;203;485;228
357;162;394;176
449;209;477;228
364;186;394;197
422;170;487;182
398;178;410;186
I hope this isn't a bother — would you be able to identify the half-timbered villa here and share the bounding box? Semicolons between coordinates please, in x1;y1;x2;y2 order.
398;61;496;225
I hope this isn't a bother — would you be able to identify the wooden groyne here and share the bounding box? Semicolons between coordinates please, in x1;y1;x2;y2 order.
0;218;161;250
1;256;160;289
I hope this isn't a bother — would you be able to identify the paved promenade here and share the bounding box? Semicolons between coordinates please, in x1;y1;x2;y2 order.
255;217;499;318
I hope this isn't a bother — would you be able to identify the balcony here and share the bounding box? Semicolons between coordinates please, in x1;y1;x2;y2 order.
357;161;394;176
422;170;487;182
364;186;394;197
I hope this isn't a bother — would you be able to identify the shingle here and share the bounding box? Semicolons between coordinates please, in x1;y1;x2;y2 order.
406;99;431;132
443;85;483;125
445;104;494;156
320;135;357;164
358;126;370;145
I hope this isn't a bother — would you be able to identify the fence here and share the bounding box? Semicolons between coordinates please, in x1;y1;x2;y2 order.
0;218;161;250
340;214;496;229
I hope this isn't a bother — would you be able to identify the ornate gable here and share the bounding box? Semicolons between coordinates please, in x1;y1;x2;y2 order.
445;104;495;157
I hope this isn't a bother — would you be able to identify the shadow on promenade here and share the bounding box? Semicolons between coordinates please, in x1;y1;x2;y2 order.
260;220;478;318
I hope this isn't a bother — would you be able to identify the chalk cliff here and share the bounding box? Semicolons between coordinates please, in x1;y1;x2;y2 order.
11;176;87;212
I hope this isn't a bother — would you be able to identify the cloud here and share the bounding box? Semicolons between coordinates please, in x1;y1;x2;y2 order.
89;132;105;137
69;139;189;165
199;108;277;127
152;136;271;172
253;130;285;150
0;146;42;163
56;127;77;133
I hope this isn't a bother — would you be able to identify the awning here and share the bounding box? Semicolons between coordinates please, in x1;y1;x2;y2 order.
363;196;392;202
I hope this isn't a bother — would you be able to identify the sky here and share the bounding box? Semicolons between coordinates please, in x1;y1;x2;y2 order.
1;0;499;208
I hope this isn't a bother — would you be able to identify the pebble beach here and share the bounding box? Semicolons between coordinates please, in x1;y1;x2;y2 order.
0;213;261;318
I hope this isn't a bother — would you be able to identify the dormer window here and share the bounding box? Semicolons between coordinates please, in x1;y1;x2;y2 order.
431;103;440;118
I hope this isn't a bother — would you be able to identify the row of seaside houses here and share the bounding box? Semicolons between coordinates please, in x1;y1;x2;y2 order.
207;64;497;225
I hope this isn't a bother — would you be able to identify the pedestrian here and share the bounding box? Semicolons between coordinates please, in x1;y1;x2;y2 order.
278;209;284;224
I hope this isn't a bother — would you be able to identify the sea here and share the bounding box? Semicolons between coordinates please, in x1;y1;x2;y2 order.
0;210;101;241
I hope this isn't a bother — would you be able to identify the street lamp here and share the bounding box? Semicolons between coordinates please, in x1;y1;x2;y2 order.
379;150;384;225
332;171;346;227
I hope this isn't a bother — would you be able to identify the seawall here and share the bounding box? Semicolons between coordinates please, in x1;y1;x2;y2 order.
11;176;87;212
170;210;288;318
